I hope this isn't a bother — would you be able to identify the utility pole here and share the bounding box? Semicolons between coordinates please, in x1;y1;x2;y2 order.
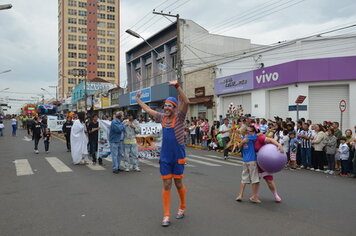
152;11;182;84
73;69;87;112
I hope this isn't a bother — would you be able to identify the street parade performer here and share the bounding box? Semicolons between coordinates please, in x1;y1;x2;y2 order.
135;80;190;227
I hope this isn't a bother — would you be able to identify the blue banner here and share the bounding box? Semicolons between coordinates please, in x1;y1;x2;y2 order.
130;88;151;105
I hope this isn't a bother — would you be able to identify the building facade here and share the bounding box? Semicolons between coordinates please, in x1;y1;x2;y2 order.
121;19;256;120
214;35;356;130
58;0;120;99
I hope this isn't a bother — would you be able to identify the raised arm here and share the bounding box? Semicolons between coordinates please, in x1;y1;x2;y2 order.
135;91;158;118
169;80;190;114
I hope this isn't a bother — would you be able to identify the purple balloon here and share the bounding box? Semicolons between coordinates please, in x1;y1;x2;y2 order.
257;144;287;173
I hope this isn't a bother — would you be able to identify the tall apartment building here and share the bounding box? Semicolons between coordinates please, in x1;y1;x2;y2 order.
58;0;120;99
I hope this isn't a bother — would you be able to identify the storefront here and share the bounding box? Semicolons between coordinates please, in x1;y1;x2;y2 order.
215;56;356;130
118;83;178;121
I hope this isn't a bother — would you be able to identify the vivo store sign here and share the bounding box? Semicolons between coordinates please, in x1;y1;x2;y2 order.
215;56;356;95
253;61;298;89
130;88;151;105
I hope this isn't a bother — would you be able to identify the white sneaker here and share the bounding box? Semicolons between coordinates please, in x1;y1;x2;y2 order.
124;168;130;172
310;168;315;171
329;171;335;175
133;167;141;172
35;150;39;154
315;169;321;172
46;151;49;154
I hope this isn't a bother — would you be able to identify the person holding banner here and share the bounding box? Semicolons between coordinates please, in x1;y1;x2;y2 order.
123;113;141;172
135;80;189;227
62;116;73;152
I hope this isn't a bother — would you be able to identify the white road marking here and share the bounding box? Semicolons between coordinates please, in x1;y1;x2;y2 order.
45;157;73;173
186;158;221;167
139;159;160;168
103;158;112;162
87;164;106;171
206;155;243;164
23;136;32;142
190;155;242;166
14;159;34;176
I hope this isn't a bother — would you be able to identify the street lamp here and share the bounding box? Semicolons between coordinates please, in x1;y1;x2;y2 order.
0;88;9;92
125;29;176;74
0;69;11;75
0;4;12;10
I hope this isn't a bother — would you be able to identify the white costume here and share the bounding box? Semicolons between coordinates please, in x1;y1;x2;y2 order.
70;119;89;164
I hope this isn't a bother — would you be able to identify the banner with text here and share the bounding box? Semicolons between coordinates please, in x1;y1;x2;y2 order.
48;119;66;132
98;120;112;159
136;122;162;159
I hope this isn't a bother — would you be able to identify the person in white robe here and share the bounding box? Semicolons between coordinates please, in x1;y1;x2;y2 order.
70;112;89;164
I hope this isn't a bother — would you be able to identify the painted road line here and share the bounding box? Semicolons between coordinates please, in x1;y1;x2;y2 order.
87;164;106;171
45;157;73;173
190;155;242;166
14;159;34;176
23;136;32;142
206;155;243;164
139;159;195;168
139;159;160;168
186;158;221;167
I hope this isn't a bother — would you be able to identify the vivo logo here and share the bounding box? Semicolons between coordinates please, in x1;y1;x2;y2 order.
255;71;279;84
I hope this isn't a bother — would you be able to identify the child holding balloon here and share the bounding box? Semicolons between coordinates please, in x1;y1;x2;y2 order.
236;126;261;203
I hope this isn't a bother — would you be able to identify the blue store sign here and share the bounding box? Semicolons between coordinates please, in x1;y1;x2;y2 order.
130;88;151;105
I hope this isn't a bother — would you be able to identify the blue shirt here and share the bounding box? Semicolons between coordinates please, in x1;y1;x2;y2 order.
289;138;298;153
109;118;125;143
242;134;257;162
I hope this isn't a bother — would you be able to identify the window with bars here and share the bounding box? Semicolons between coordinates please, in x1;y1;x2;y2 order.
108;55;115;61
97;71;106;77
78;36;87;42
107;39;115;45
68;18;77;24
107;72;115;78
68;35;77;41
98;21;106;28
98;55;106;60
78;19;87;25
97;38;106;44
78;61;87;68
68;0;77;7
68;43;77;50
68;26;77;33
107;31;115;37
107;22;115;29
78;10;87;16
97;46;106;52
107;6;115;12
68;61;77;67
68;9;77;15
107;63;115;69
78;44;87;50
107;14;115;20
98;63;105;68
98;13;105;19
68;78;77;84
78;2;87;8
107;47;115;53
97;30;105;36
78;53;87;59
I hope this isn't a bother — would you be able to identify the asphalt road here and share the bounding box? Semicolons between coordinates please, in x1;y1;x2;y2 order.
0;122;355;236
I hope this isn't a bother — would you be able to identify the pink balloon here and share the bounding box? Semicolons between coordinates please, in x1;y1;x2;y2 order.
257;144;287;173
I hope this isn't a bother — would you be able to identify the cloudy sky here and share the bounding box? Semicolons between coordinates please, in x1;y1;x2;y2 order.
1;0;356;113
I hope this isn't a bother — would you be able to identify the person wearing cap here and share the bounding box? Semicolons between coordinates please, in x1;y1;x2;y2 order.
135;80;189;227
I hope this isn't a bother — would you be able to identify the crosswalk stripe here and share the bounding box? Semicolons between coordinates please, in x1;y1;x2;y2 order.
14;159;34;176
190;155;242;166
186;158;221;167
139;159;160;168
103;158;112;162
87;164;106;170
45;157;73;173
205;155;243;164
